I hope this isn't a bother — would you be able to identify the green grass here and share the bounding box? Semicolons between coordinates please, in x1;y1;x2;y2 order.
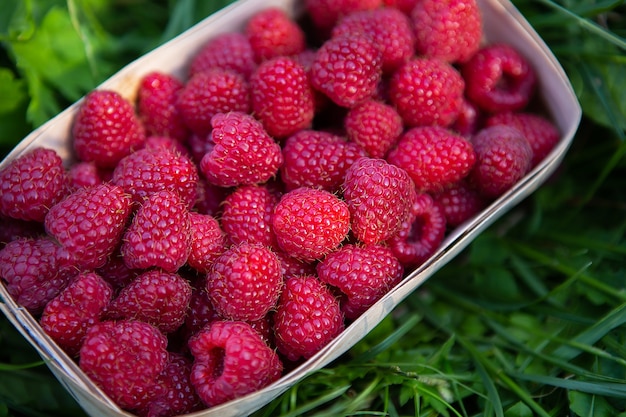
1;0;626;416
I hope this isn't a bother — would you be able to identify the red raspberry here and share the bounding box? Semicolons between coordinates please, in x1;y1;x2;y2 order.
281;129;367;192
187;212;226;274
188;320;283;407
452;98;483;137
272;187;350;261
96;247;140;290
68;161;103;190
344;100;403;158
0;147;68;222
387;193;447;267
79;320;168;411
112;145;199;209
245;7;306;63
121;189;191;272
45;183;133;269
207;243;282;321
317;244;403;319
176;69;250;136
469;125;533;198
383;0;418;14
310;33;383;108
332;7;415;74
389;57;465;127
386;126;476;193
183;287;220;338
462;44;537;114
0;216;44;248
220;184;279;248
200;112;283;187
143;135;191;156
250;56;315;138
486;112;561;167
432;180;486;227
343;157;416;244
105;269;192;334
411;0;482;63
305;0;382;33
193;177;228;217
274;275;344;361
138;353;202;417
274;249;317;278
0;237;73;314
73;90;146;168
40;272;113;356
189;32;257;79
137;72;189;141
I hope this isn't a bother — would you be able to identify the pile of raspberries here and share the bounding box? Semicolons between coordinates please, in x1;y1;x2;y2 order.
0;0;561;415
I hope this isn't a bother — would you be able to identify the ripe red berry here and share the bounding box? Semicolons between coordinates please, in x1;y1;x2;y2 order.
305;0;382;33
412;0;482;63
189;32;257;79
73;90;146;168
176;69;251;136
343;157;416;244
68;161;103;190
389;57;465;127
207;243;282;321
344;100;403;159
272;187;351;261
188;320;282;407
462;44;537;114
45;183;133;269
310;33;383;108
0;147;69;222
40;272;113;356
432;180;486;227
187;212;226;274
79;320;168;411
105;269;192;334
469;125;533;198
245;7;306;63
200;112;283;187
318;244;404;319
274;275;344;361
281;129;367;192
386;126;476;193
121;189;191;272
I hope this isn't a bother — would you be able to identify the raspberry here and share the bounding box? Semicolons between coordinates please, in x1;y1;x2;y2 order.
432;180;486;227
245;7;306;62
121;189;191;272
137;72;189;141
274;275;344;361
193;177;228;217
176;69;250;136
95;247;139;290
187;212;226;274
188;320;283;407
73;90;146;168
207;243;282;321
386;126;476;193
387;193;447;267
183;287;220;338
105;269;192;334
332;7;415;74
310;33;383;108
389;57;465;127
272;187;350;261
462;44;537;114
143;135;191;156
68;161;103;190
45;183;133;269
79;320;168;411
250;56;315;138
0;237;73;314
411;0;482;63
342;157;416;244
40;272;113;356
138;353;202;417
0;147;68;222
383;0;418;14
452;98;483;137
189;32;257;79
469;125;533;198
112;145;199;209
0;216;44;248
199;112;283;187
305;0;383;33
274;249;317;278
344;100;403;158
220;184;279;248
280;129;367;192
486;112;561;167
317;244;403;319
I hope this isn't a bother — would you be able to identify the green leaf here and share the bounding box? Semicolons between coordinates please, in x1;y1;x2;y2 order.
569;391;618;417
0;68;27;113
